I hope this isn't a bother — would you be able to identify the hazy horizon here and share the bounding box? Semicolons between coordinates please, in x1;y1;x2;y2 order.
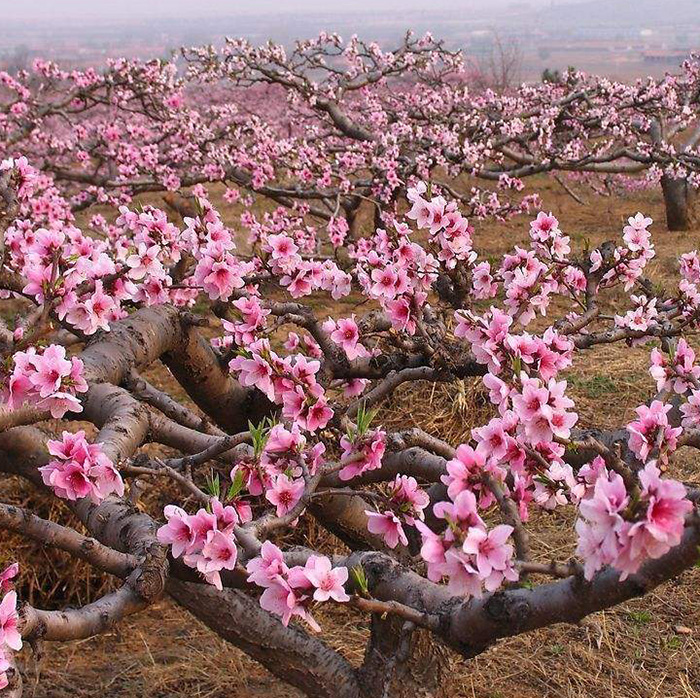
2;0;587;22
0;0;695;83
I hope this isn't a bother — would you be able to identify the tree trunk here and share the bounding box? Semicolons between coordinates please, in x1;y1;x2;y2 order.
357;614;449;698
168;580;363;698
343;198;362;243
661;175;695;231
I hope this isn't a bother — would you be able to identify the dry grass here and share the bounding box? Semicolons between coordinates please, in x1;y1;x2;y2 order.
4;179;700;696
28;601;304;698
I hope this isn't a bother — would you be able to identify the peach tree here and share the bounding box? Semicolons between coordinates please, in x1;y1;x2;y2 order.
0;157;698;697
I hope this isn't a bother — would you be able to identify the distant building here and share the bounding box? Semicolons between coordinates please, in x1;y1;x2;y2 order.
643;50;691;64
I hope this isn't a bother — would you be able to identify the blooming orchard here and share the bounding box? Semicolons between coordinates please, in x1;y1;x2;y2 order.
3;34;700;241
0;129;699;697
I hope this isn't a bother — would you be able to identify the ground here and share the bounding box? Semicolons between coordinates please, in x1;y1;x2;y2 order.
3;176;700;697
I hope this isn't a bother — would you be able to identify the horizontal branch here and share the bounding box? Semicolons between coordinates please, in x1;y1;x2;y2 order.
20;584;147;643
0;503;136;578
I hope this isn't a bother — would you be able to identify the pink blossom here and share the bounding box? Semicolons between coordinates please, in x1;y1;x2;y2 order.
650;339;700;394
627;400;681;464
157;505;196;558
680;390;700;428
186;508;218;550
414;520;450;582
259;578;320;631
615;463;692;579
266;474;305;517
0;591;21;652
0;565;18;594
0;651;10;691
230;353;276;402
575;461;691;580
198;530;239;590
29;344;73;398
388;475;430;523
338;429;386;481
246;541;289;587
330;316;361;359
434;490;485;531
473;417;510;461
370;266;399;299
441;444;493;507
302;556;349;603
365;510;408;549
4;345;87;418
45;461;93;500
443;549;483;597
530;212;560;242
462;525;518;591
39;431;123;503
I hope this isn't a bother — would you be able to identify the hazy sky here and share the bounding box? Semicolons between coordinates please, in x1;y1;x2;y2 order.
3;0;580;21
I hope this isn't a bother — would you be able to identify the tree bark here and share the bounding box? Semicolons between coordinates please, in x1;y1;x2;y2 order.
161;316;272;434
358;615;449;698
168;580;362;698
661;175;695;231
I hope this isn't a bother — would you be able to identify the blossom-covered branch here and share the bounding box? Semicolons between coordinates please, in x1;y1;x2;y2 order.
1;154;700;698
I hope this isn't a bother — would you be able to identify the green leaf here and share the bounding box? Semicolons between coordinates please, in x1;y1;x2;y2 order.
226;469;245;500
354;402;377;437
248;418;274;458
512;355;522;376
351;565;369;595
205;471;221;498
668;339;677;362
533;473;554;487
